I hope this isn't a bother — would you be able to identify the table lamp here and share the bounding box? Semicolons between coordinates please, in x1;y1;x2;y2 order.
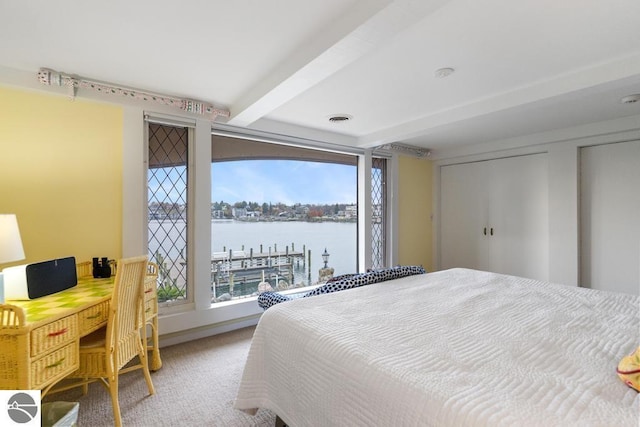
0;214;26;303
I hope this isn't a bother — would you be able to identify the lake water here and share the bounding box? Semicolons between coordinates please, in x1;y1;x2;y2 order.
149;220;357;291
211;220;357;285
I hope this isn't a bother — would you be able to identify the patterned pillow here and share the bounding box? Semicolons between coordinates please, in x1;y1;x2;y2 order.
326;273;359;283
303;276;359;297
257;291;292;310
303;265;427;298
258;265;427;309
370;265;427;282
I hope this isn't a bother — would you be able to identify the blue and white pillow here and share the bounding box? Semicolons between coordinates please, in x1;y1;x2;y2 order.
257;265;426;310
257;291;292;309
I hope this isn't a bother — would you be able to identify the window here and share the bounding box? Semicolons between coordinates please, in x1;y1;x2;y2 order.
210;135;358;302
147;123;189;305
139;119;395;315
371;157;387;269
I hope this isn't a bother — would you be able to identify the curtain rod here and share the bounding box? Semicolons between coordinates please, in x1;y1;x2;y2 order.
37;67;230;120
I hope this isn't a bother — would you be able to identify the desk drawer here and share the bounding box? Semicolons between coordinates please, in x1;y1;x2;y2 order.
31;341;78;390
144;278;156;301
31;315;78;358
78;301;110;335
143;297;158;320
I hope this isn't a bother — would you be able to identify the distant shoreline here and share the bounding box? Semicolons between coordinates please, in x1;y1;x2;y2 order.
151;217;358;223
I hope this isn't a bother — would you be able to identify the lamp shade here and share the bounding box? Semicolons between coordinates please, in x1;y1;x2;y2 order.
0;214;25;264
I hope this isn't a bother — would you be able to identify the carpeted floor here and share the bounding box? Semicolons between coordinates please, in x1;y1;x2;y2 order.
43;326;276;426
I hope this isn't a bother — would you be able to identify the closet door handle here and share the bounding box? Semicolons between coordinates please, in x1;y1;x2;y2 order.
490;228;494;236
483;227;487;236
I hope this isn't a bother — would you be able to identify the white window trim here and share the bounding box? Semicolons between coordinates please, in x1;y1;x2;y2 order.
358;150;372;271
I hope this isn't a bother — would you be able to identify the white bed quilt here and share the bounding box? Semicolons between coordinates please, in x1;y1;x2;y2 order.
234;268;640;426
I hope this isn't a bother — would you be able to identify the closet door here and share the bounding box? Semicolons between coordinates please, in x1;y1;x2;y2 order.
440;153;549;280
489;154;549;281
581;140;640;295
440;161;489;270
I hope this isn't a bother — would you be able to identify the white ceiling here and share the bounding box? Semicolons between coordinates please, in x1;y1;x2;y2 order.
1;0;639;156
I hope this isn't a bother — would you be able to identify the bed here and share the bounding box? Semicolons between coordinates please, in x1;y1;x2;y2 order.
234;268;640;426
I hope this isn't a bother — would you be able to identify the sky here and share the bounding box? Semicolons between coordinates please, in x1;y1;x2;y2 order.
211;159;357;205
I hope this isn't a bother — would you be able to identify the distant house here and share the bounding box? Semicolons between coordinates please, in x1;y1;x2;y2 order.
232;207;247;218
345;205;357;218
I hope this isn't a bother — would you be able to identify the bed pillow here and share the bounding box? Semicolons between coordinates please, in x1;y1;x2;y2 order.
257;291;292;310
369;265;427;282
326;273;359;283
303;276;360;297
258;265;427;309
303;265;427;298
617;346;640;392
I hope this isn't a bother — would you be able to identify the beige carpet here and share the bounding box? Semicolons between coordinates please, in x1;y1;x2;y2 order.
43;326;276;426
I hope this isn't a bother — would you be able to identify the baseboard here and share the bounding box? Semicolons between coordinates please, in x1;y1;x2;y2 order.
157;314;261;347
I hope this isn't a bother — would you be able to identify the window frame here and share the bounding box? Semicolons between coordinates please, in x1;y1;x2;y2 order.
147;122;191;307
210;136;359;301
124;112;397;326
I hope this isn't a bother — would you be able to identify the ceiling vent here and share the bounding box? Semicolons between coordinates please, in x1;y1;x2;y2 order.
328;114;352;123
620;94;640;104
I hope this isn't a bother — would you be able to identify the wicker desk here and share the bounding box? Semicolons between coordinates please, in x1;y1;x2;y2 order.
0;275;161;395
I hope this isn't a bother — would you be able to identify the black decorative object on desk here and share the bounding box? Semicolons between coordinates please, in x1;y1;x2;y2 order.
92;257;112;278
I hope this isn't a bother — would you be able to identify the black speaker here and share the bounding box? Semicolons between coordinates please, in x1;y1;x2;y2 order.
3;256;78;300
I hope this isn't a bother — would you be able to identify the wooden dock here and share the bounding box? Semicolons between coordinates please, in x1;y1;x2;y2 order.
211;246;310;297
158;244;314;300
212;248;305;263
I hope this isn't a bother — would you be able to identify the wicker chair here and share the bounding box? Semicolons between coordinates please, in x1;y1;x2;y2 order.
0;305;29;389
143;261;162;370
59;256;155;426
146;261;158;277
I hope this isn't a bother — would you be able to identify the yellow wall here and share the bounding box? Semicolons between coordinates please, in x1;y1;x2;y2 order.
397;155;433;271
0;86;123;269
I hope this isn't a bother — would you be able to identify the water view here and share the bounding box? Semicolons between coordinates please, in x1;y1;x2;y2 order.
148;219;357;301
213;219;356;271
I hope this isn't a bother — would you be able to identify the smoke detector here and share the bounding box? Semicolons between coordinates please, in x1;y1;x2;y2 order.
620;94;640;104
435;67;455;78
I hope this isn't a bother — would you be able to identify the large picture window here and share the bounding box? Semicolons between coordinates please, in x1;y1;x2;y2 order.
144;122;392;312
210;135;358;302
